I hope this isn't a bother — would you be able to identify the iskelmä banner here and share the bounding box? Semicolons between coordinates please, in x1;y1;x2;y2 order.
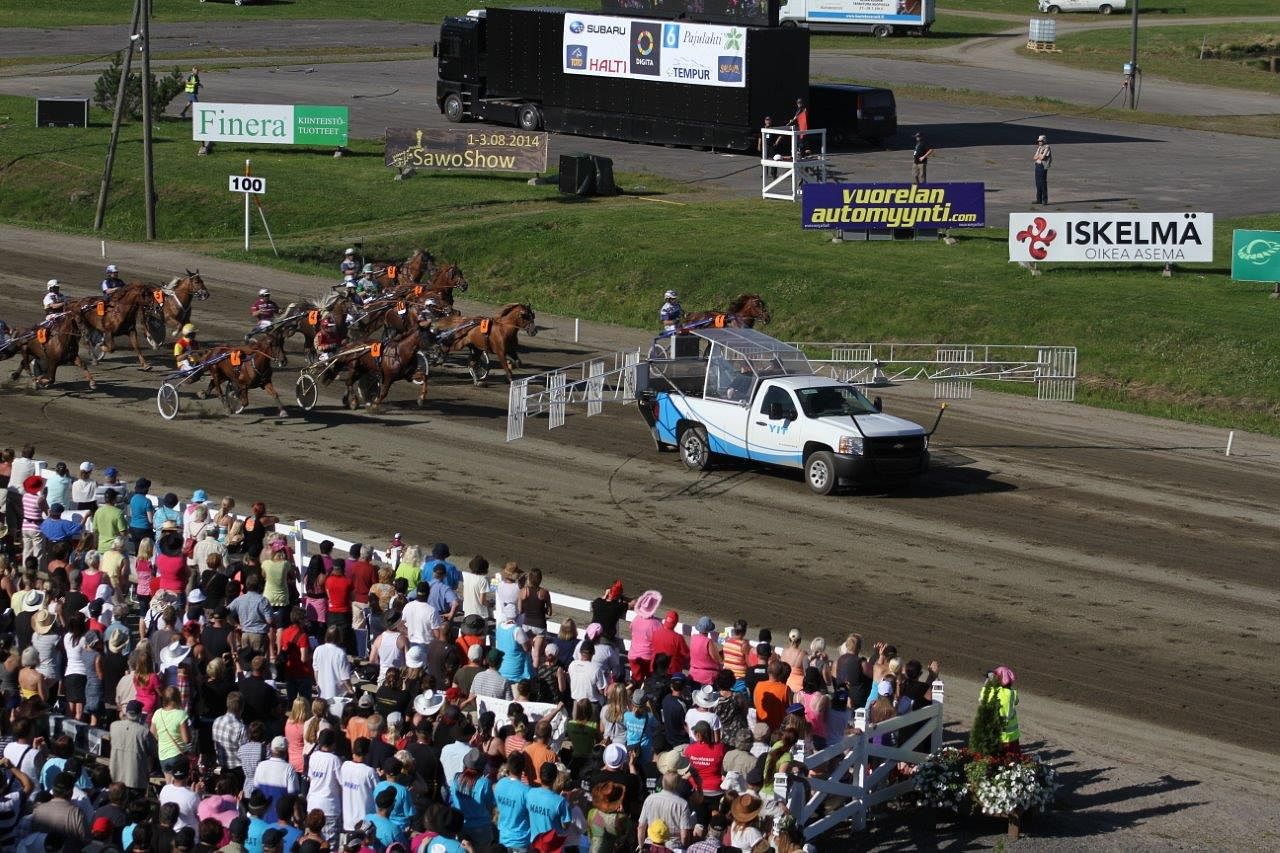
1008;212;1214;263
802;182;985;230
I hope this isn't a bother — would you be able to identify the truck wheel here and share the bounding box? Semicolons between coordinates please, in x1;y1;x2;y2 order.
780;19;798;28
443;93;464;123
678;425;712;471
517;103;542;131
805;451;839;495
1099;3;1113;12
1046;5;1061;12
872;24;893;38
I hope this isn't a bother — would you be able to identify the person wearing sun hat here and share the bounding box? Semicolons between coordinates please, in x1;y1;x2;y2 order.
586;780;631;850
19;473;46;566
628;590;663;684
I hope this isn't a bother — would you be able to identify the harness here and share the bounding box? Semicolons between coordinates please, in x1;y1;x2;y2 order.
657;313;734;338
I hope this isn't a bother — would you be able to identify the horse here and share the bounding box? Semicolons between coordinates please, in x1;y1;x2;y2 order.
1;313;95;389
66;283;164;369
389;264;468;308
434;302;536;384
351;299;425;339
340;326;432;412
681;293;772;329
279;296;356;364
200;343;288;417
158;270;211;337
371;248;437;290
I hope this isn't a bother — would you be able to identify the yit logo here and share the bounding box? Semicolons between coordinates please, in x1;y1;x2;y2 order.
1016;216;1057;260
569;20;584;33
724;28;743;51
663;24;680;49
565;45;587;70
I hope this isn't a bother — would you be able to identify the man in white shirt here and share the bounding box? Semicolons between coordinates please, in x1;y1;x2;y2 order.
568;641;608;707
253;737;301;822
460;556;493;620
158;764;202;832
313;625;353;700
8;446;37;488
338;737;378;836
401;582;439;647
306;729;344;842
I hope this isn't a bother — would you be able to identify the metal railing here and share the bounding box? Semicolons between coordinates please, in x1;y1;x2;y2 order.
505;348;642;441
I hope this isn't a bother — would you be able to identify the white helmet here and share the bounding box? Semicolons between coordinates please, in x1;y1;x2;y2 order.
343;275;356;284
664;290;678;300
47;279;60;290
105;264;118;274
344;248;356;255
258;288;270;296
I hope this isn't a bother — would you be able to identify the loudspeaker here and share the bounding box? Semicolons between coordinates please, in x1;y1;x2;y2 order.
37;97;89;128
590;154;617;195
559;153;596;196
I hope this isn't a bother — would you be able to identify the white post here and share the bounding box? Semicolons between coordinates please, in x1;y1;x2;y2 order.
853;707;867;732
292;518;308;572
101;240;106;259
243;159;252;251
930;679;945;756
574;318;579;343
1226;431;1235;456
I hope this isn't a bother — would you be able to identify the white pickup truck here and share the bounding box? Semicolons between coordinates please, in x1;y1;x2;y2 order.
636;327;943;494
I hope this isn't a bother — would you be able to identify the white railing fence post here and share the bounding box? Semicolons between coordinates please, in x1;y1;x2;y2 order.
931;679;945;755
292;519;309;570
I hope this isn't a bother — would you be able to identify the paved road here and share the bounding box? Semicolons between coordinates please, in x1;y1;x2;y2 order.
2;56;1276;218
1;224;1278;846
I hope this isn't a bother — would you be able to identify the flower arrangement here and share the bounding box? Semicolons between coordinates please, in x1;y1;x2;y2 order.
915;747;969;811
974;757;1059;816
915;748;1058;817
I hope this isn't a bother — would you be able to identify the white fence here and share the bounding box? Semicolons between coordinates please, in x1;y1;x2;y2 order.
790;341;1078;402
787;684;946;840
506;348;642;442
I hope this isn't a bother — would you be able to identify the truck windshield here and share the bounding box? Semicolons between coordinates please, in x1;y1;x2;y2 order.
796;385;878;418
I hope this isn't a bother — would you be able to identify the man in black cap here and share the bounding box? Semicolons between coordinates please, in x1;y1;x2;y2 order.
110;700;155;793
912;132;933;184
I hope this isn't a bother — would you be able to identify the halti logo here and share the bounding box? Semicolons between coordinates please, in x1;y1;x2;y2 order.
1016;216;1057;260
724;28;743;51
569;20;584;33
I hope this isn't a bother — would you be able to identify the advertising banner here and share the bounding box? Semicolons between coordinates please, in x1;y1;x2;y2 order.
800;0;929;25
802;182;985;230
1230;230;1280;282
193;103;348;146
385;128;548;173
602;0;776;27
1008;212;1214;263
563;14;748;88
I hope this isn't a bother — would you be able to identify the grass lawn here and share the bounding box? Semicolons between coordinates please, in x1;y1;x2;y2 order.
939;0;1263;17
1039;24;1280;94
1;95;1277;432
0;0;595;28
811;13;1013;50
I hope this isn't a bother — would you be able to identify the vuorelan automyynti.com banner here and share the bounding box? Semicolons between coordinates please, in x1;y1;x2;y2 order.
562;14;747;88
802;182;985;230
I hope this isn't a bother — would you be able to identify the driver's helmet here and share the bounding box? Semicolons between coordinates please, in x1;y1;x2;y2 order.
663;290;678;300
182;323;197;336
258;288;270;297
361;263;375;275
105;264;119;275
47;279;61;291
344;248;356;256
343;276;356;288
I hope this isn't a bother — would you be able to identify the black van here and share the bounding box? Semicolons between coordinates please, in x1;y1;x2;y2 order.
807;84;897;146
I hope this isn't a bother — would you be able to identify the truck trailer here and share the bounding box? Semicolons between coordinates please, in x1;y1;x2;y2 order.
435;7;810;151
778;0;935;37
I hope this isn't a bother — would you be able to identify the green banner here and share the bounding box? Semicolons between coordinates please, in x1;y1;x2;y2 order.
294;105;349;146
1231;230;1280;282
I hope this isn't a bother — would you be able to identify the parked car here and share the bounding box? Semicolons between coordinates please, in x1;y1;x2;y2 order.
1038;0;1127;13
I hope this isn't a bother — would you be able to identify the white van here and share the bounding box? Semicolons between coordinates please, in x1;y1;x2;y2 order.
1039;0;1127;13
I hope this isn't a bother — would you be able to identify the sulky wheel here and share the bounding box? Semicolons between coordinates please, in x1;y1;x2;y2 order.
295;373;319;411
157;382;180;420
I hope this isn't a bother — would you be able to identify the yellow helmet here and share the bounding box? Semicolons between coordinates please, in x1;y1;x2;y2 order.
182;323;197;335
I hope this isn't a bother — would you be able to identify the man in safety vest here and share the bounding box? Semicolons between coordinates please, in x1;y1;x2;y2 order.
659;290;682;331
100;264;125;297
340;247;359;278
44;280;67;315
356;263;381;301
179;66;200;119
251;288;279;330
174;323;198;371
314;313;344;361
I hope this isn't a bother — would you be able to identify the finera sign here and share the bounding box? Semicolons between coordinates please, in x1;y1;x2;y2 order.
192;103;349;147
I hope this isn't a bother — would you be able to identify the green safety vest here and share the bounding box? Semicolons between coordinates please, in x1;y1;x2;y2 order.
184;74;199;94
997;686;1020;743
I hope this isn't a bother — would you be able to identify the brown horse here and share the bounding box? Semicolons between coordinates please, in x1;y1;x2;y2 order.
159;271;211;337
371;248;437;290
279;296;356;364
389;264;468;308
340;326;431;412
351;299;426;339
200;343;288;417
434;302;536;384
2;313;95;389
66;283;164;369
681;293;772;330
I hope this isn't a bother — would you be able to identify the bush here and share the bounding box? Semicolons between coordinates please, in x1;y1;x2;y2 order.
93;52;184;120
969;678;1003;757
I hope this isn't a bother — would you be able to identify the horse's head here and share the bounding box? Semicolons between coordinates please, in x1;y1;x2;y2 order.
502;303;537;336
732;293;770;326
436;264;468;293
184;269;210;301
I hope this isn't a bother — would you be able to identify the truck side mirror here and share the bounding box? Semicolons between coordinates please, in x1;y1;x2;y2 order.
873;396;883;412
768;402;784;420
432;43;439;58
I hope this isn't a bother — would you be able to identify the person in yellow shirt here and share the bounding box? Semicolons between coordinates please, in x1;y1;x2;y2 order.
174;323;198;371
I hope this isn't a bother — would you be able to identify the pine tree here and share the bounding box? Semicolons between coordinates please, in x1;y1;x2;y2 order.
969;678;1003;757
92;52;185;119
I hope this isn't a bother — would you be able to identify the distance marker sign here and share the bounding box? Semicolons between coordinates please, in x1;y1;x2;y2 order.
229;175;266;194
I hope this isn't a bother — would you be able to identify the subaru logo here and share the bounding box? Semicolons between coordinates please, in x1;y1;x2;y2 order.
569;20;584;33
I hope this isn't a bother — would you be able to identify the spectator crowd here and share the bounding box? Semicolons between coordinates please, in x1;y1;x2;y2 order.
0;444;941;853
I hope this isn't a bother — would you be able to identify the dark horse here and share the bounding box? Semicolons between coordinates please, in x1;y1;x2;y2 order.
434;302;536;384
341;326;432;412
371;248;436;290
66;283;164;368
200;343;288;417
389;264;468;308
278;296;356;364
2;313;96;389
681;293;772;329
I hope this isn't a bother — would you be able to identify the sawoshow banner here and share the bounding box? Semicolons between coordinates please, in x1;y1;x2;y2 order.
563;14;747;88
1230;230;1280;282
193;103;348;146
385;128;548;173
802;182;985;230
1008;212;1214;263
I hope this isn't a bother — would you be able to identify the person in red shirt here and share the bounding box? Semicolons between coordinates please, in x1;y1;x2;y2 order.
277;606;313;703
346;544;377;658
649;610;690;676
325;559;355;655
685;720;727;802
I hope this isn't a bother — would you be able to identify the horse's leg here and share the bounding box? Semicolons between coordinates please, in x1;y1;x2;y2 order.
129;326;150;370
496;339;515;383
368;372;389;413
263;381;287;417
416;372;430;407
74;353;95;390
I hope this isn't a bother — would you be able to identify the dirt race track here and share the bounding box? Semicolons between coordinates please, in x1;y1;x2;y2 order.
1;225;1278;846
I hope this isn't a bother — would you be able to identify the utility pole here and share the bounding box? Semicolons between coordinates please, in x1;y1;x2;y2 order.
1127;0;1140;110
141;0;157;239
93;0;143;231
